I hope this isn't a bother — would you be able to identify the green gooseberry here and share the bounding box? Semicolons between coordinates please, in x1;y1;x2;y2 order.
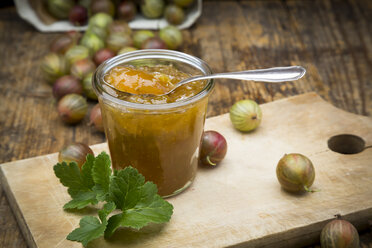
80;32;105;54
159;25;183;49
229;99;262;132
141;0;165;19
132;30;155;48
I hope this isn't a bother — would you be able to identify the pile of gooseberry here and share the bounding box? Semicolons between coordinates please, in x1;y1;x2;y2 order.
40;13;183;130
46;0;195;26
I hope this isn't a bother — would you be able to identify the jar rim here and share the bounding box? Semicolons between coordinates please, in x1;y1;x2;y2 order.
93;49;215;110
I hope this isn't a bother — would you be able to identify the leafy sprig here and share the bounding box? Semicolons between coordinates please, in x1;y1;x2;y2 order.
54;152;173;247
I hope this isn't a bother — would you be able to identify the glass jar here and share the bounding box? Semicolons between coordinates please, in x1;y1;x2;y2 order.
93;49;214;197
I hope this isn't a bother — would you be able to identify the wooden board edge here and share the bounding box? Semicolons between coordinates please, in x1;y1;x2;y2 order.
0;167;38;248
0;143;107;169
0;152;56;168
234;208;372;248
272;92;372;123
260;91;319;105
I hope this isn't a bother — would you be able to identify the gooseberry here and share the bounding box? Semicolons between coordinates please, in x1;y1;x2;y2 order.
141;0;165;18
108;20;132;36
117;46;137;54
199;131;227;166
69;5;88;26
47;0;74;19
118;1;137;22
159;25;183;49
65;45;90;65
80;32;105;54
164;4;185;25
141;37;167;49
40;53;69;84
93;48;115;66
133;30;155;48
106;32;133;53
70;58;96;79
276;153;315;193
57;94;88;124
50;33;76;54
86;25;108;41
88;13;113;29
53;75;83;99
58;142;94;168
229;99;262;132
89;104;104;132
320;216;360;248
82;73;98;100
90;0;115;17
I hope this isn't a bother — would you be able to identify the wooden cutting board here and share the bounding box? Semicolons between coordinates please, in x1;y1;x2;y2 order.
1;93;372;248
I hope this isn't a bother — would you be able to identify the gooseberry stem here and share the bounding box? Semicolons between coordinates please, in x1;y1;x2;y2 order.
206;156;216;166
334;214;342;219
304;185;320;193
364;145;372;151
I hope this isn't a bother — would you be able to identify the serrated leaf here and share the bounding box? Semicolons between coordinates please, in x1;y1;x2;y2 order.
108;167;145;210
67;216;107;247
67;202;116;247
81;154;95;188
125;182;173;227
56;155;174;247
92;184;108;202
104;213;123;238
116;182;173;229
54;157;104;209
92;152;112;193
99;202;116;223
105;167;173;238
63;191;98;210
54;162;90;198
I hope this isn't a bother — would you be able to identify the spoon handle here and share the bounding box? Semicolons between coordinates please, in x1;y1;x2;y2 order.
178;66;306;87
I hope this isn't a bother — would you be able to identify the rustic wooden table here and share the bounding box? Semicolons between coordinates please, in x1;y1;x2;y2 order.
0;0;371;247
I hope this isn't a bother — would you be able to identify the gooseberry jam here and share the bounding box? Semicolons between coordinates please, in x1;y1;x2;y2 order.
104;64;207;104
93;50;214;197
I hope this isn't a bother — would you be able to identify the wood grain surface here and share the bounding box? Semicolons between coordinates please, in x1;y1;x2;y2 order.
0;0;371;247
1;93;371;248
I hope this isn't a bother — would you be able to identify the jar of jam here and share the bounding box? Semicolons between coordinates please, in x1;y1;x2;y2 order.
93;50;214;197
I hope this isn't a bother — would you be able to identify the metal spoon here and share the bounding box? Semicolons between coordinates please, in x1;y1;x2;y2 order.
104;66;306;97
161;66;306;96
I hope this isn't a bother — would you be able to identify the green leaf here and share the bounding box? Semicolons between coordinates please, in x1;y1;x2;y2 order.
104;213;123;238
67;202;116;247
123;182;173;228
105;167;173;238
56;154;174;247
92;152;112;193
67;216;107;247
63;191;98;210
92;185;108;202
54;162;90;198
108;167;145;210
81;154;95;188
54;155;106;209
99;202;116;222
